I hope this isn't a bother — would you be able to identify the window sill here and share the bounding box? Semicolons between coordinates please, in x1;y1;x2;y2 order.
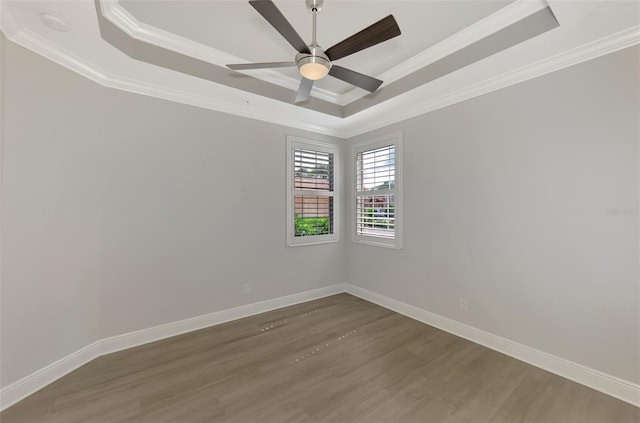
353;238;402;250
288;238;339;247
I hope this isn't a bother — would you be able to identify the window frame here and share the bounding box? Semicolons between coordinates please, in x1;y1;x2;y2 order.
287;136;339;247
352;132;403;249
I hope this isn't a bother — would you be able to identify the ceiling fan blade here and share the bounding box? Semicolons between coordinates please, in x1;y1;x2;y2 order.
295;77;314;103
227;62;296;70
328;65;382;93
249;0;310;54
325;15;401;62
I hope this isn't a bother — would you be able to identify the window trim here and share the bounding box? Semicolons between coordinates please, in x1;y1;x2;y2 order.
352;132;403;249
287;136;339;247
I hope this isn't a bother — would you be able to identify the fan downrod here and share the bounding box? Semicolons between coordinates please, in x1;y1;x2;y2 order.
305;0;323;13
296;0;329;80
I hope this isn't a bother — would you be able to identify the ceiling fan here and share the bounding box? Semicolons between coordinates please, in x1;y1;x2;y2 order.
227;0;401;103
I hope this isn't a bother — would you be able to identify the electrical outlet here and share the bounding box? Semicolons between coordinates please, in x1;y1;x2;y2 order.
243;283;251;294
459;298;468;312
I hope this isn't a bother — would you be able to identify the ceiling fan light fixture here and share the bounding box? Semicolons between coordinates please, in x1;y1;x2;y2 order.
230;0;402;102
298;57;330;80
296;46;331;80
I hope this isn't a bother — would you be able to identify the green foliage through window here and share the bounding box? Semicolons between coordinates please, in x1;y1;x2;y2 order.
294;216;330;236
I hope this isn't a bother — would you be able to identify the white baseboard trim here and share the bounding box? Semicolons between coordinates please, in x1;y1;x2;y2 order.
3;282;637;411
344;283;640;408
0;283;346;411
97;284;346;356
0;342;98;411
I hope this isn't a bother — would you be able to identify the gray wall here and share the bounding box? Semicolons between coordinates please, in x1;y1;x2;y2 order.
98;89;346;339
2;34;638;391
1;35;103;388
346;45;640;383
0;38;346;387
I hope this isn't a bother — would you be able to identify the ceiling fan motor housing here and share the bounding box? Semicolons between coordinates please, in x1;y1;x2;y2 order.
296;45;331;80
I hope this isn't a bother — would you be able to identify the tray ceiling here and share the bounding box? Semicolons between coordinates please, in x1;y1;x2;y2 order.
1;0;638;137
118;0;513;96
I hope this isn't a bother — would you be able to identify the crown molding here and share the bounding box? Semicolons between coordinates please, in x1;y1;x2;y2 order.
100;0;551;108
99;0;341;105
0;0;21;37
1;0;638;139
338;0;551;105
338;24;640;138
0;19;344;137
6;27;110;85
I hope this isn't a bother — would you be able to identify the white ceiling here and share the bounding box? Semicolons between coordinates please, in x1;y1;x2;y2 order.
1;0;639;137
118;0;512;95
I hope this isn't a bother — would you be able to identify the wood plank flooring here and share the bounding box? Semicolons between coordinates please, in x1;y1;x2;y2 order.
1;294;638;422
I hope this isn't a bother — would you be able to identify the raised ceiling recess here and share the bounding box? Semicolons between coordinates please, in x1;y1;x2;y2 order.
100;0;558;115
1;1;638;136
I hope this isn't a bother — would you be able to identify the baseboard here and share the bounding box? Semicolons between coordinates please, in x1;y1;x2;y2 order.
3;282;637;411
344;283;640;408
97;284;346;356
0;283;346;411
0;342;99;411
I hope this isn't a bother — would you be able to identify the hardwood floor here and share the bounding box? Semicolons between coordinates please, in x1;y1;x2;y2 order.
2;294;638;422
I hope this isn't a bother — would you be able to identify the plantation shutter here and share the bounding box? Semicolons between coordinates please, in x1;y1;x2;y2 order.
355;145;396;239
293;148;334;237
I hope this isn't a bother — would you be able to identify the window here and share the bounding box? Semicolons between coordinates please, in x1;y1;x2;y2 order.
287;136;338;246
353;133;402;248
